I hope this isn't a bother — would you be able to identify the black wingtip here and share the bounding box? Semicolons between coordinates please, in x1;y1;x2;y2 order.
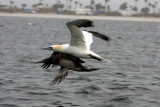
67;19;94;28
78;19;94;27
88;31;111;42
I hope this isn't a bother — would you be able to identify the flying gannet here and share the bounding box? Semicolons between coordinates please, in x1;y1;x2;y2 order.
49;19;110;61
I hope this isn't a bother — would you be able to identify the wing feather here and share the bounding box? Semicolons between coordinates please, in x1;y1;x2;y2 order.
87;31;111;42
66;19;94;50
49;68;69;85
66;19;93;28
36;52;63;69
82;31;93;50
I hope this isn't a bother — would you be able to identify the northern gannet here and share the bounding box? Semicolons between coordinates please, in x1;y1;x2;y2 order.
49;19;110;61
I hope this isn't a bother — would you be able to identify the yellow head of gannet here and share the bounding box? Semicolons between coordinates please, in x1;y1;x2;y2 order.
49;44;69;52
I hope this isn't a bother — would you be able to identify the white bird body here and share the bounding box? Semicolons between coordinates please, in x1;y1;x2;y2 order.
51;44;104;60
50;19;110;61
62;45;90;58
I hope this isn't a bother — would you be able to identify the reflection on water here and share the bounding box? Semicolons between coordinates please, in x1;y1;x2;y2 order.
0;16;160;107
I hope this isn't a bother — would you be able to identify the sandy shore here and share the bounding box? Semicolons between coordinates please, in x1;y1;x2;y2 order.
0;13;160;22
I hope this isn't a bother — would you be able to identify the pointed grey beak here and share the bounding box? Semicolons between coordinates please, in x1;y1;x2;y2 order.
41;47;52;51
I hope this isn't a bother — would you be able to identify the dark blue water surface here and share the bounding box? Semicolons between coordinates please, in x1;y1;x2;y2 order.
0;16;160;107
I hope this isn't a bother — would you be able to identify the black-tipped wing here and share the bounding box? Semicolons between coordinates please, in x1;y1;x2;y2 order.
49;68;69;85
66;19;94;49
87;31;111;42
66;19;94;28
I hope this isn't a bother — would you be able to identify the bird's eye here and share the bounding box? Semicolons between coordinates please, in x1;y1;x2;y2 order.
49;46;53;50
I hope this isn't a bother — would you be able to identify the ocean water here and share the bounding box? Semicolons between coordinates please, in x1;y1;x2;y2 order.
0;16;160;107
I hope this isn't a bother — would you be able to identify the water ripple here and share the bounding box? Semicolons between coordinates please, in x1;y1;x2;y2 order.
0;17;160;107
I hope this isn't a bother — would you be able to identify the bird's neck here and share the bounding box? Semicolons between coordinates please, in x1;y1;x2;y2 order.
55;44;69;52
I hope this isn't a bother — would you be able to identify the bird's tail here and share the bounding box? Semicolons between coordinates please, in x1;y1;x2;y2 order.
89;51;106;61
89;51;112;62
103;58;112;63
89;53;104;61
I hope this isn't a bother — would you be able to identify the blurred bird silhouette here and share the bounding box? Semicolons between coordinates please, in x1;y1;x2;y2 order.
37;19;111;85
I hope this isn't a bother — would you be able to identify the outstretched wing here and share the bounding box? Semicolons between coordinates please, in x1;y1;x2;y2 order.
87;31;111;42
49;68;69;85
66;19;94;50
67;19;93;28
36;51;85;69
36;51;63;69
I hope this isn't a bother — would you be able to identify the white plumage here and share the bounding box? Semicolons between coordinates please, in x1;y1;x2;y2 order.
50;19;110;61
82;31;93;50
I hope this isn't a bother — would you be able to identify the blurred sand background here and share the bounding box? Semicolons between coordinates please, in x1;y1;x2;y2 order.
0;13;160;22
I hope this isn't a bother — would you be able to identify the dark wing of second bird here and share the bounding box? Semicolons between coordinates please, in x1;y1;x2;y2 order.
37;52;99;85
